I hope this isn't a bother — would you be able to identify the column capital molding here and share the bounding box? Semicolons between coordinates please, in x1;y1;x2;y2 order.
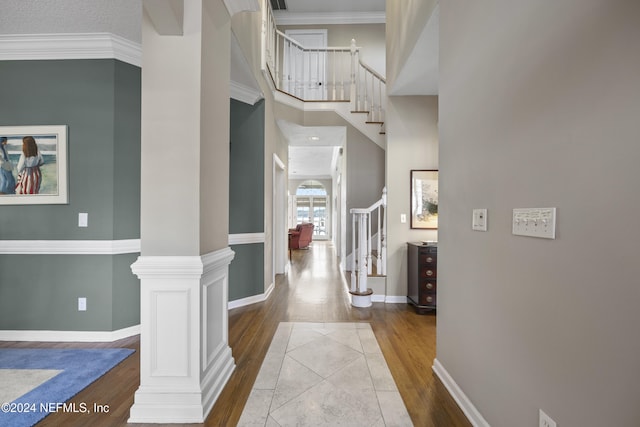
131;256;204;279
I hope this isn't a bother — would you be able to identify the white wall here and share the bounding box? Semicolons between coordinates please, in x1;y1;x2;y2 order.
385;0;437;89
439;1;640;426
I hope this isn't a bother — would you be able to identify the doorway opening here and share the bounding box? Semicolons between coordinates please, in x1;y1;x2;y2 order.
295;180;329;241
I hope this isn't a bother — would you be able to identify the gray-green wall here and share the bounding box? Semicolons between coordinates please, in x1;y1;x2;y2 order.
0;59;141;331
229;99;265;301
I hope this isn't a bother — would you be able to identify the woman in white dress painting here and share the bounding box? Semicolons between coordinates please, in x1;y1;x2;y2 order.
0;136;16;194
15;136;44;195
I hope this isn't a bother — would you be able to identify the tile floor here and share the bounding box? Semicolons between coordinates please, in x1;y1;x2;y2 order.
237;322;413;427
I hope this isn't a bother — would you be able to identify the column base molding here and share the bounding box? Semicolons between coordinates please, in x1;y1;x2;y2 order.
128;248;235;423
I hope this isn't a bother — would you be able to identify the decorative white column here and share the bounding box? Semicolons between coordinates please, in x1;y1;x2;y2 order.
129;0;252;422
128;249;235;423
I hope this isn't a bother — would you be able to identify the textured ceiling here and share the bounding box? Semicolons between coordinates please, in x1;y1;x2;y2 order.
0;0;142;42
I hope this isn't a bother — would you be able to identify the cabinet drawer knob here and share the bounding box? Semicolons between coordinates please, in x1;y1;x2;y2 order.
426;257;433;263
426;296;433;303
426;270;434;276
426;283;434;290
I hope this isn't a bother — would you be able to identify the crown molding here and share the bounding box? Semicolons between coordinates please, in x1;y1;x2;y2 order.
0;33;142;67
273;11;386;25
230;81;264;105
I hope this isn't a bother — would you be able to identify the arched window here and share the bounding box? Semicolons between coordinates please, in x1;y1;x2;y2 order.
296;180;327;196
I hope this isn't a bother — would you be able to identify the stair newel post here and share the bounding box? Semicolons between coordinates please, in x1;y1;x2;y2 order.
357;212;369;294
350;38;357;108
381;187;387;276
351;211;357;293
376;204;382;270
367;211;373;276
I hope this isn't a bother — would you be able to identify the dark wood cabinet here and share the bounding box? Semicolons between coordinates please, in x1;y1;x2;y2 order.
407;242;437;314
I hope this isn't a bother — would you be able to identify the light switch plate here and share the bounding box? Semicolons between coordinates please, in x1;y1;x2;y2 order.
78;212;88;228
472;209;488;231
512;208;556;239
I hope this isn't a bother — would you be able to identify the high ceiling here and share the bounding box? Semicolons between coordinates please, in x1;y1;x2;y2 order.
276;0;437;178
276;0;385;179
274;0;384;14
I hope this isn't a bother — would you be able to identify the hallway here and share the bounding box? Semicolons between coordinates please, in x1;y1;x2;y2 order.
209;241;470;426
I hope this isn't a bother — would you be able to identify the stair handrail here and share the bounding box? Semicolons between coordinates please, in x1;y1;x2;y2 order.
350;188;387;297
354;59;386;125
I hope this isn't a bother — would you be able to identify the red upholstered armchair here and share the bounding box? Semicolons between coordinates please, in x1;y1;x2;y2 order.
288;223;314;249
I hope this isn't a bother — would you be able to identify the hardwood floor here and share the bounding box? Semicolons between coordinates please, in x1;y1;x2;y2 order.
2;241;470;426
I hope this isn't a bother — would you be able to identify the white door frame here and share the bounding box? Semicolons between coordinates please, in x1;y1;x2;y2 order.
273;154;287;278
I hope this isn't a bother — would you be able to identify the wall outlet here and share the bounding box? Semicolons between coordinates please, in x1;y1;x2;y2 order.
540;409;557;427
78;297;87;311
400;213;407;223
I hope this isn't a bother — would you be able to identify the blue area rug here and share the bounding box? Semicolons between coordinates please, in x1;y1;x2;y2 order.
0;348;134;427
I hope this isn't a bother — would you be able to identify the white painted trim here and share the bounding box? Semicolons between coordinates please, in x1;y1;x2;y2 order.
228;282;275;310
432;359;491;427
385;295;408;304
128;249;235;423
228;233;266;245
359;295;406;304
0;239;141;255
201;247;236;273
0;33;142;67
0;324;140;343
274;11;386;25
231;80;264;105
130;256;203;278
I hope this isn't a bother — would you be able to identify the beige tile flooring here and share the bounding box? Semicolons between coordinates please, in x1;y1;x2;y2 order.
237;322;413;427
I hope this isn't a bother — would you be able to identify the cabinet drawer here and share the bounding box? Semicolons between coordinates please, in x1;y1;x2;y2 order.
419;293;436;306
420;266;437;278
420;280;437;293
419;253;437;266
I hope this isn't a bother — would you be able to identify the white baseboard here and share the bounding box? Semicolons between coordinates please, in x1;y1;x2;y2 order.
384;295;408;303
432;358;490;427
0;324;140;342
361;295;407;304
228;282;275;310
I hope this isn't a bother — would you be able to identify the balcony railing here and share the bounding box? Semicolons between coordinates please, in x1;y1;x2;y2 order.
263;0;385;123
